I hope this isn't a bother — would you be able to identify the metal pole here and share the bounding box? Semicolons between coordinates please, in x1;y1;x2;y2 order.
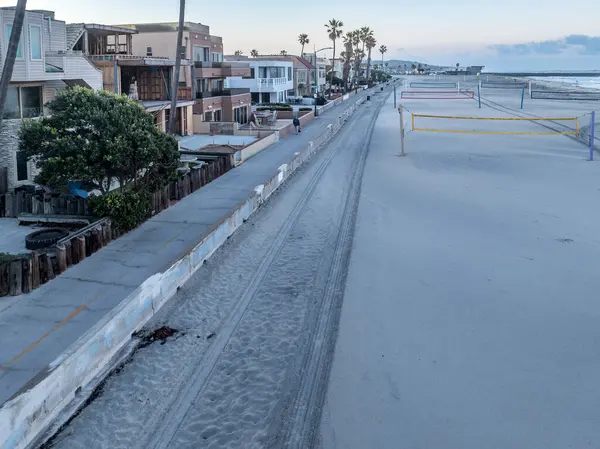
529;80;532;99
314;47;318;117
477;84;481;109
393;86;396;108
590;111;596;161
520;87;525;110
399;106;405;156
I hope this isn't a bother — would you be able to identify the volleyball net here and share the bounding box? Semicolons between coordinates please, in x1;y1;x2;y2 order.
409;82;458;89
401;90;475;100
530;90;600;101
411;114;580;135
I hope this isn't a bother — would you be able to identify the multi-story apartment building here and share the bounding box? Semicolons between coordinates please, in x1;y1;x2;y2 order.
0;7;103;191
224;56;294;104
115;22;252;125
67;22;195;135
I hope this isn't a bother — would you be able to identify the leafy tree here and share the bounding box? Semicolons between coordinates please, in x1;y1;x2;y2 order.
234;50;244;56
298;33;309;56
250;49;259;58
341;34;354;92
280;49;288;56
325;19;344;98
19;87;179;194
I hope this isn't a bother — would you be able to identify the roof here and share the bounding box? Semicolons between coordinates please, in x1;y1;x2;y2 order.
296;56;315;70
115;22;211;35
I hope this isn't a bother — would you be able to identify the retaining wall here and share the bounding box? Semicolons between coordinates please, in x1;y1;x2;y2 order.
0;95;368;449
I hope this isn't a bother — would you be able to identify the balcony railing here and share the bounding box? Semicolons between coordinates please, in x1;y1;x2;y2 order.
177;86;193;100
89;54;171;61
196;88;250;99
258;77;289;86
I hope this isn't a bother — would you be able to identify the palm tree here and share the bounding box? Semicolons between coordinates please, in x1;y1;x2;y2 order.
358;27;373;84
169;0;185;134
234;50;244;56
348;30;362;87
250;49;259;58
280;50;288;56
325;19;344;98
298;33;309;57
0;0;28;130
411;63;417;73
365;35;376;86
456;62;460;73
379;45;387;70
341;33;354;92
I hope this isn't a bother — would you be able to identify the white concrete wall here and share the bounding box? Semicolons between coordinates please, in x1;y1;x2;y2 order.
225;59;294;95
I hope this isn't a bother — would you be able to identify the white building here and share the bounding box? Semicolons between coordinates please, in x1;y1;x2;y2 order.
303;54;328;92
225;58;293;104
0;7;103;191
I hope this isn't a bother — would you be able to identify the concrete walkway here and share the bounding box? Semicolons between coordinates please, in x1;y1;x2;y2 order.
0;90;370;407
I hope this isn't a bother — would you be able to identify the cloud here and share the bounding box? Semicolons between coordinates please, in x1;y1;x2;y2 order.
489;35;600;56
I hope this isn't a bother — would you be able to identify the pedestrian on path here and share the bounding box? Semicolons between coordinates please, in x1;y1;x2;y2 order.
293;116;300;134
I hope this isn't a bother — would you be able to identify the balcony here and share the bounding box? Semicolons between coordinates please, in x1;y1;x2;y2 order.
177;86;193;100
194;61;251;78
196;88;251;99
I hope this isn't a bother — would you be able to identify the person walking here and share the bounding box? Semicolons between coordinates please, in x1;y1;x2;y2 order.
293;116;301;134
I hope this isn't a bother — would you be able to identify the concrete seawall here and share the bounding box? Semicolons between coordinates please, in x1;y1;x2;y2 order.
0;96;367;449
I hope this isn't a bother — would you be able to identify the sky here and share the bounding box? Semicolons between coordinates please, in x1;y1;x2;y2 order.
2;0;600;71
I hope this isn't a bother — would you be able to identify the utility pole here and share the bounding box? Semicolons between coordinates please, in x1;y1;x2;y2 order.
0;0;28;131
314;46;318;117
169;0;185;135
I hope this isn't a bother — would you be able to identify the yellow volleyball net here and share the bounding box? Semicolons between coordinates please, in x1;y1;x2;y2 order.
411;114;580;136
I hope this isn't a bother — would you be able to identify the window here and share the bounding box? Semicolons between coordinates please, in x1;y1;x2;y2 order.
21;86;43;118
16;151;28;181
204;111;213;121
146;46;153;56
259;67;267;78
214;109;222;121
5;24;23;58
3;87;20;119
29;25;42;60
1;86;43;120
180;45;187;58
288;67;292;81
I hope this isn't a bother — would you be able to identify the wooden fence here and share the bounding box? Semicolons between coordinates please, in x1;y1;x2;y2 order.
0;156;232;297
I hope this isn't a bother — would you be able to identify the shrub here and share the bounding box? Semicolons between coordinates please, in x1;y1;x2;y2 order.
91;189;152;232
299;107;313;112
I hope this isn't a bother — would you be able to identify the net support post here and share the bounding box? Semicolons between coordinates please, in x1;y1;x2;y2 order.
477;84;481;109
520;87;525;110
529;80;532;99
590;111;596;161
398;106;406;157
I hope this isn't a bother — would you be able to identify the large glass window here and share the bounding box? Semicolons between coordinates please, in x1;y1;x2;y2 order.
288;67;292;81
21;86;43;118
29;25;42;60
17;151;28;181
3;87;20;119
5;24;23;58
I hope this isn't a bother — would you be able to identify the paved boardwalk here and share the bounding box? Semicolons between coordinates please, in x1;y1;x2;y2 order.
0;90;370;406
320;90;600;448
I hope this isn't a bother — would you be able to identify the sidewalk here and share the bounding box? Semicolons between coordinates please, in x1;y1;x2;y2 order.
0;89;372;412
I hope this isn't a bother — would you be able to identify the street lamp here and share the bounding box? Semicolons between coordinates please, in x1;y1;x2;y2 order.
313;45;333;117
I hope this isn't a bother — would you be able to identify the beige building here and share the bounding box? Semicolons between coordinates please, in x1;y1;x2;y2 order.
116;22;252;125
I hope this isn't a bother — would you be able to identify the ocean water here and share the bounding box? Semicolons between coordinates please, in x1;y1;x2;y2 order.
530;76;600;90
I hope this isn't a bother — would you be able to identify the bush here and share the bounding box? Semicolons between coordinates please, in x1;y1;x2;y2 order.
299;107;313;112
91;189;152;232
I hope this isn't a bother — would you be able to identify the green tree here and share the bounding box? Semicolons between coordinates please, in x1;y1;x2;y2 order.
250;49;259;58
234;50;244;56
280;49;288;56
18;87;179;194
341;33;354;92
325;19;344;98
298;33;309;56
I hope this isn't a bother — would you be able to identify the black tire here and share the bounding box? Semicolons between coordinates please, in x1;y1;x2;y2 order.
25;228;70;250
